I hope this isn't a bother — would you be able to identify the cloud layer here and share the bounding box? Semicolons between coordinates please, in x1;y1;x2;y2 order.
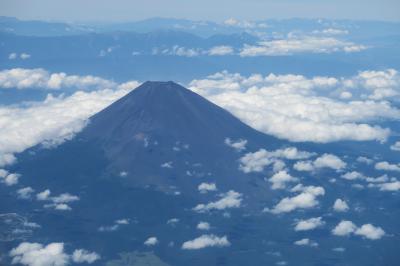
189;70;400;143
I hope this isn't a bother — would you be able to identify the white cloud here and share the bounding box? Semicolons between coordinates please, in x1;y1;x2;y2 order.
144;237;159;246
153;46;200;57
224;138;247;151
197;222;210;230
198;182;217;193
356;156;373;164
375;161;400;172
332;247;346;252
9;53;17;60
294;238;318;247
293;161;314;172
268;185;325;214
313;154;346;170
10;242;69;266
269;170;298;190
341;171;365;180
189;71;398;143
20;53;31;60
0;68;122;90
332;220;357;236
332;221;385;240
239;147;313;173
193;190;242;212
161;162;173;168
268;147;315;160
365;175;389;183
0;153;17;167
239;149;273;173
181;235;230;250
294;217;324;231
0;83;134;167
295;154;346;172
354;224;385;240
239;36;366;57
51;193;79;204
333;199;349;212
378;181;400;191
17;187;35;199
98;219;129;232
72;249;100;264
313;28;349;35
36;190;79;211
208;46;234;56
44;203;72;211
0;172;20;186
167;218;179;225
390;141;400;151
36;189;51;201
10;242;100;266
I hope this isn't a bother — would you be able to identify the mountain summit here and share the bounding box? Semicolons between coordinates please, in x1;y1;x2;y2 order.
83;80;270;145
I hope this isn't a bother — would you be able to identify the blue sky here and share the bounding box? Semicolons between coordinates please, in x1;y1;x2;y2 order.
0;0;399;22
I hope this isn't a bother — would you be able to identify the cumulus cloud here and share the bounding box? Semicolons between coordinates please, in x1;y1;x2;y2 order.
0;68;126;91
268;170;298;190
0;170;20;186
193;190;242;212
20;53;31;60
341;171;364;180
293;161;314;172
208;46;234;56
35;190;79;211
239;147;314;173
268;147;315;160
189;71;398;143
161;162;173;168
313;154;346;170
239;36;366;57
390;141;400;151
375;161;400;172
224;138;247;151
239;149;274;173
71;249;100;264
10;242;100;266
378;181;400;191
17;187;35;199
294;238;318;247
0;82;135;166
354;224;386;240
144;237;159;246
333;199;349;212
9;53;17;60
313;28;349;35
181;235;230;250
10;242;69;266
36;189;51;201
197;222;210;230
295;154;346;172
294;217;324;231
357;156;373;165
332;221;385;240
98;218;129;232
198;182;217;193
268;185;325;214
332;220;357;236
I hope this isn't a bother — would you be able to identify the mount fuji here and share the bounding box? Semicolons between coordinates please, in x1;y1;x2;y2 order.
0;81;398;266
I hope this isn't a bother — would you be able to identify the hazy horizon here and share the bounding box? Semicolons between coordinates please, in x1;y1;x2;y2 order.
1;0;399;23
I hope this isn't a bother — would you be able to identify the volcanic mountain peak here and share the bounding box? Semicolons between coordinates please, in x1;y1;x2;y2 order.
81;80;275;146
